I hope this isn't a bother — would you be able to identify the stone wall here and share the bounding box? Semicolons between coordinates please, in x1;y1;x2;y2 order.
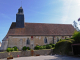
8;36;54;50
2;35;71;50
0;49;53;59
1;41;8;50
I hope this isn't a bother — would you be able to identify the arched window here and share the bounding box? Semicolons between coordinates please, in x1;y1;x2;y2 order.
44;37;47;43
27;38;30;44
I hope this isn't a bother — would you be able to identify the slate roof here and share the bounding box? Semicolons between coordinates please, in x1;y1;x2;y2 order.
7;22;76;36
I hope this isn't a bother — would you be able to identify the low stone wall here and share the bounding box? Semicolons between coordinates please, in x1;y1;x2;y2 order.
0;49;53;59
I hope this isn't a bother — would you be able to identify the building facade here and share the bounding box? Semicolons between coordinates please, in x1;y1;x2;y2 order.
1;7;76;50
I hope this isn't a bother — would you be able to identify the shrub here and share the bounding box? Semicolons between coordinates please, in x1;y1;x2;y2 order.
13;46;18;51
43;45;46;49
66;38;70;40
60;39;62;41
54;39;74;54
6;47;11;52
72;31;80;43
22;46;27;51
46;45;52;49
11;48;14;51
52;44;55;47
70;37;73;39
55;40;66;49
34;45;40;50
26;47;30;50
49;43;53;45
39;46;43;49
49;43;55;47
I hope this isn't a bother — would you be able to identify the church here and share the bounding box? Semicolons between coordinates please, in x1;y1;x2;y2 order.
1;7;76;50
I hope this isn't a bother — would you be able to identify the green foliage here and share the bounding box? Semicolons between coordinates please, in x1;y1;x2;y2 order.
46;45;52;49
34;44;55;50
22;46;27;51
54;39;74;55
60;39;62;41
49;43;53;45
6;47;11;52
26;47;30;50
52;44;55;47
65;38;70;40
13;46;18;51
34;45;40;50
6;47;18;52
11;48;14;51
72;31;80;43
49;43;55;47
43;45;46;49
39;46;43;49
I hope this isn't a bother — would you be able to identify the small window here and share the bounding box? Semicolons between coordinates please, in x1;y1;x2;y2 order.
69;36;71;38
62;36;64;38
57;37;59;42
19;10;20;13
44;37;47;43
65;37;67;39
27;38;30;44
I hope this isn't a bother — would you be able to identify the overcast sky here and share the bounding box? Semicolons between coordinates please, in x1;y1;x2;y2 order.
0;0;80;42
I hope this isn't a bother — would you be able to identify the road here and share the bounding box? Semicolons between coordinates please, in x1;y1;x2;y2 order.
0;55;80;60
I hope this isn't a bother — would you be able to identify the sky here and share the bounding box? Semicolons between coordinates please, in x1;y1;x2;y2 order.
0;0;80;42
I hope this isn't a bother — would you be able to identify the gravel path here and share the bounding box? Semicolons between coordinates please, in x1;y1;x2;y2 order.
0;55;80;60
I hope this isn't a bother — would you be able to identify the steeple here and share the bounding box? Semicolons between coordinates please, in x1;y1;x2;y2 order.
18;7;23;14
16;6;24;28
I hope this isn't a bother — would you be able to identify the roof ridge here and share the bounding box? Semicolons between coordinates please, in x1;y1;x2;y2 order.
24;22;72;25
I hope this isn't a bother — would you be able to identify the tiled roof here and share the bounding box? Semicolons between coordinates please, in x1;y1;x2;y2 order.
7;22;76;36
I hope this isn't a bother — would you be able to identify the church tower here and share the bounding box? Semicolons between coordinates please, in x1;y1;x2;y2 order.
16;7;24;28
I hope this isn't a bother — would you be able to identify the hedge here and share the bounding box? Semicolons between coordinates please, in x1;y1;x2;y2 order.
54;39;74;54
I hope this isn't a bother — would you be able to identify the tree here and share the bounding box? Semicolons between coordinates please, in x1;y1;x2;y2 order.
73;21;79;31
72;31;80;43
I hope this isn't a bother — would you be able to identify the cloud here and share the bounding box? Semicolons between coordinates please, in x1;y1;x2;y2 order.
60;0;80;29
61;0;72;23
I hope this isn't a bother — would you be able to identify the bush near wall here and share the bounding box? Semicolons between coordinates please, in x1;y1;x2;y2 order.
34;45;40;50
34;44;55;50
49;43;55;47
46;44;52;49
22;46;30;51
42;45;46;49
6;47;12;52
26;47;30;50
13;46;18;51
72;31;80;43
6;46;18;52
22;46;27;51
54;39;74;55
